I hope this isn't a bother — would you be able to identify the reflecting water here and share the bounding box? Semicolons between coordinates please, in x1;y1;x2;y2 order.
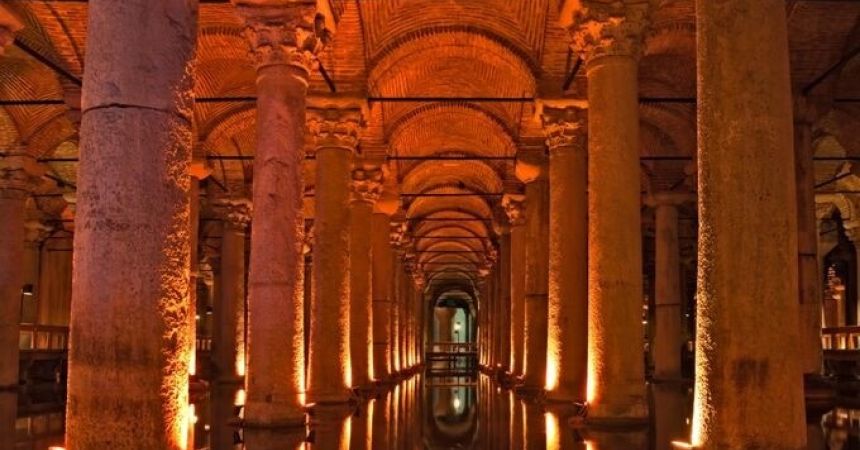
9;375;860;449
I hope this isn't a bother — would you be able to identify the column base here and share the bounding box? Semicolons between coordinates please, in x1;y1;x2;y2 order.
584;401;649;430
306;389;354;406
242;412;306;429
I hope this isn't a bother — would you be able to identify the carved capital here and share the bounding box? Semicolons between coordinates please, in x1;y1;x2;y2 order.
0;153;44;199
24;220;52;244
214;197;252;231
501;193;527;226
307;107;362;151
389;220;412;252
351;165;384;204
569;1;651;63
0;5;22;56
540;105;587;150
237;3;328;74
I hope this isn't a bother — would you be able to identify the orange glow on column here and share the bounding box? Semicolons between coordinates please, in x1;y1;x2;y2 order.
545;412;560;450
545;340;559;391
586;337;598;403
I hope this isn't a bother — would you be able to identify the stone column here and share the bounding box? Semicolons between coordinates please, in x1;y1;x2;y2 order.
795;98;823;376
569;1;649;421
307;106;361;404
541;104;588;402
646;192;693;381
691;0;805;447
236;2;325;427
66;1;197;447
502;194;527;378
188;160;210;378
515;151;549;392
0;155;41;389
349;164;383;387
496;228;512;373
372;202;396;380
213;198;250;382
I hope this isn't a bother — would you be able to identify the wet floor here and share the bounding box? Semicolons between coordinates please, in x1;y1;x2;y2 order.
6;375;860;449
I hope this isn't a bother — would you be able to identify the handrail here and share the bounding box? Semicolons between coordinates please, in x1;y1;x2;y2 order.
822;326;860;350
426;342;478;353
18;324;69;351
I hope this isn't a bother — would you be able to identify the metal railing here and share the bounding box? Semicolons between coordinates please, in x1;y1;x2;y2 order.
822;326;860;350
19;324;69;351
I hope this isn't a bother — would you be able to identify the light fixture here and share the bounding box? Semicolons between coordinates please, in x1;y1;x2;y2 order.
21;284;33;296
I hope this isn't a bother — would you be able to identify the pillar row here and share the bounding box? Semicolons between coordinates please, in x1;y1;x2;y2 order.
371;206;395;380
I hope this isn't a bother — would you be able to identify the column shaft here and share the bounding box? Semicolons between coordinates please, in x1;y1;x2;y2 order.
66;1;198;446
692;0;805;447
372;213;393;379
585;54;647;420
653;202;682;380
544;107;588;401
350;199;374;386
795;113;823;375
242;10;315;424
309;146;353;402
510;224;526;377
0;194;25;388
521;177;549;390
216;223;247;382
498;232;512;372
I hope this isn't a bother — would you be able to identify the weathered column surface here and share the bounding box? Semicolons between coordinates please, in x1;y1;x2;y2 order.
569;0;649;421
371;201;396;380
496;228;512;373
647;192;692;381
238;2;323;427
542;104;588;402
66;1;197;447
795;99;823;376
349;164;382;387
691;0;806;448
515;151;549;392
214;198;251;382
308;106;361;403
0;155;40;389
502;194;527;378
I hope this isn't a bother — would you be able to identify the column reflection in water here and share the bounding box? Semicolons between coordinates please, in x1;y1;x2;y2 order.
307;405;351;450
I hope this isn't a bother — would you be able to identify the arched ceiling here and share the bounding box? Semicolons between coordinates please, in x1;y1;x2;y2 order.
1;0;858;299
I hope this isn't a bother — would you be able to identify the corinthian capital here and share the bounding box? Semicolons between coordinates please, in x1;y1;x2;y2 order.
540;104;587;150
0;153;44;199
307;106;362;151
214;197;253;231
235;2;329;73
501;193;527;226
351;165;384;204
568;1;651;63
0;5;22;56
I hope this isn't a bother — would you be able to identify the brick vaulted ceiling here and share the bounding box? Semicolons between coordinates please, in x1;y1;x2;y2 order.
1;0;859;294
